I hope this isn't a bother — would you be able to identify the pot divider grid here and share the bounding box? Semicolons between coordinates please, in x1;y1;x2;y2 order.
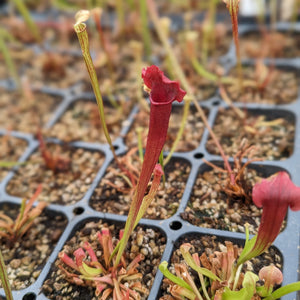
0;8;299;300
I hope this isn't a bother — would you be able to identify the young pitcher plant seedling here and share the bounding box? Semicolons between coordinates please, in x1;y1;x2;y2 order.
74;10;138;188
74;10;119;164
69;5;300;300
113;65;186;267
0;184;47;246
37;130;71;173
160;171;300;299
0;186;45;300
238;172;300;265
203;138;262;205
74;8;185;273
147;0;238;188
59;226;148;300
223;0;243;89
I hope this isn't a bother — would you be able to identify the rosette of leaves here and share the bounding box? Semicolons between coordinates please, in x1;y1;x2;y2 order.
160;172;300;300
58;227;148;300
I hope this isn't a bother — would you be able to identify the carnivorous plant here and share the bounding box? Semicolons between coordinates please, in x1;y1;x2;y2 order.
0;184;47;246
59;226;148;299
160;171;300;299
113;65;186;267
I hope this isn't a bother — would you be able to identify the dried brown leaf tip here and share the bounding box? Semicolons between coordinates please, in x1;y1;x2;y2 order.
74;10;90;26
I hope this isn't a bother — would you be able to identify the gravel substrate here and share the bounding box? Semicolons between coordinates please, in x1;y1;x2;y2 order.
6;144;105;205
206;107;295;160
0;89;62;133
182;166;265;234
225;65;299;104
182;163;287;235
239;30;300;59
45;99;133;143
0;203;67;290
0;135;28;181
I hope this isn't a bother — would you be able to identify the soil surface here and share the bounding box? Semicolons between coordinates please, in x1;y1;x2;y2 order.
182;166;267;234
206;107;295;160
45;99;133;143
225;65;299;104
42;220;166;300
25;52;87;89
6;143;105;205
0;89;62;133
0;135;28;181
239;30;300;59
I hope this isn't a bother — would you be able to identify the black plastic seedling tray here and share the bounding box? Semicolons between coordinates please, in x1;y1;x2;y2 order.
0;8;299;300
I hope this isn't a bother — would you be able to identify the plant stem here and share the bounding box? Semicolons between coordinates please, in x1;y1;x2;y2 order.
74;13;120;166
193;253;210;300
0;250;13;300
127;0;135;10
159;150;166;187
191;57;218;82
116;0;125;33
147;0;234;181
190;53;235;85
264;282;300;300
52;0;79;11
0;161;26;167
11;0;41;42
181;265;204;300
91;8;115;82
180;244;220;281
159;261;193;291
136;127;144;163
270;0;277;32
226;0;243;90
219;84;245;119
201;0;217;63
232;263;243;291
184;31;236;85
0;28;20;88
139;0;152;60
164;97;191;165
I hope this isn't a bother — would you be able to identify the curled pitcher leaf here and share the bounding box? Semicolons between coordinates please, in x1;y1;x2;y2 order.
258;265;283;297
253;172;300;252
138;65;186;199
142;65;186;105
114;66;186;266
238;172;300;265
